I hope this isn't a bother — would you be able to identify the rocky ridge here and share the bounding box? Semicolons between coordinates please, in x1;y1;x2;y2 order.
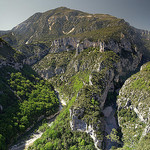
0;7;150;150
67;45;142;149
25;9;146;149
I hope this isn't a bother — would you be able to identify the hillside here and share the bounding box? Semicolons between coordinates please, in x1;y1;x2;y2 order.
0;39;59;150
0;7;150;150
117;62;150;149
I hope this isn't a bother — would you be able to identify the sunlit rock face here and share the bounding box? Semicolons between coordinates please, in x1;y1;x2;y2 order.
117;62;150;149
69;107;103;150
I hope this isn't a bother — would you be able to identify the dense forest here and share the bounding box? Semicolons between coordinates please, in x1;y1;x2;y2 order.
0;65;59;149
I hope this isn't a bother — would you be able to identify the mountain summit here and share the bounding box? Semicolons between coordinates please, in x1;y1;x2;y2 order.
3;7;128;45
0;7;150;150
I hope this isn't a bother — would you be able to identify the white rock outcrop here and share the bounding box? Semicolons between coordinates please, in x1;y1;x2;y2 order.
69;107;103;150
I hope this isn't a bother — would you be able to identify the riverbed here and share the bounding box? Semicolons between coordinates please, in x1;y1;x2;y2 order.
9;90;66;150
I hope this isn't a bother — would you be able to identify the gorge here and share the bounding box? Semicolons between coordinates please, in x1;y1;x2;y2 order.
0;7;150;150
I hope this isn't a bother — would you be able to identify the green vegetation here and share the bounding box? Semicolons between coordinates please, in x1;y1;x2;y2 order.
130;62;150;93
48;48;120;90
30;101;96;150
31;48;121;149
117;62;150;149
106;128;120;144
30;70;96;150
72;21;129;42
58;70;90;98
135;133;150;150
117;107;143;148
118;108;137;123
33;50;75;71
0;134;6;150
73;85;104;141
0;66;59;149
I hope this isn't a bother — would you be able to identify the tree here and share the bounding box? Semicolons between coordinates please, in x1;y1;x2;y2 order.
106;128;120;144
0;134;6;150
44;142;53;150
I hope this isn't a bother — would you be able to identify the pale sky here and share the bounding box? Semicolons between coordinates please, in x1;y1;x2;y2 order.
0;0;150;30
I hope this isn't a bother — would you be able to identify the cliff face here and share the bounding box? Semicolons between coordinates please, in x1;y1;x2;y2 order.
26;8;145;149
0;7;150;150
32;32;142;149
33;36;142;80
20;43;50;65
137;29;150;41
66;44;142;149
117;62;150;149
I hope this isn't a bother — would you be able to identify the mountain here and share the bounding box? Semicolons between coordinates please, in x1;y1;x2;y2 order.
3;7;126;44
1;7;136;65
0;7;150;150
1;7;150;65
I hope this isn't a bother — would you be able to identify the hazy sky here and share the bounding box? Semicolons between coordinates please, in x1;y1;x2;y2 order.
0;0;150;30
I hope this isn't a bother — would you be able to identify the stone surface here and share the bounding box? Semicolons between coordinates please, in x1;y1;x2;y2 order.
117;63;150;148
69;107;103;150
69;107;86;131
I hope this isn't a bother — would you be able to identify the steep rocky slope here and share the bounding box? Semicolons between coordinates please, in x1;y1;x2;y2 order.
31;39;142;149
28;11;146;148
0;7;150;150
117;62;150;150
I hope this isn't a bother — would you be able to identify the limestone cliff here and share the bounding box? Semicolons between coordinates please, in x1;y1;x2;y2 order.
1;7;150;150
117;62;150;149
33;35;142;80
31;27;143;149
